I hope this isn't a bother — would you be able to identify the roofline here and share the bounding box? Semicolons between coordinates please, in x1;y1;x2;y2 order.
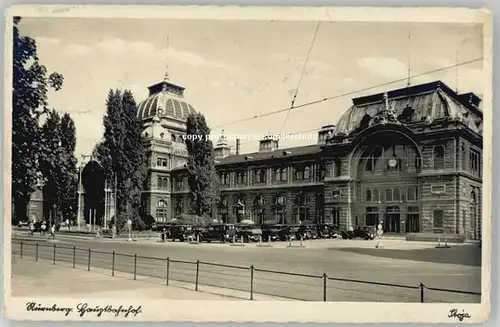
352;80;482;118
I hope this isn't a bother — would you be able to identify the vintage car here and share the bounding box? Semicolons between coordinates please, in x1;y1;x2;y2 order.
235;224;263;242
261;224;288;242
341;226;376;240
170;224;201;242
202;223;236;243
298;224;319;240
317;223;340;238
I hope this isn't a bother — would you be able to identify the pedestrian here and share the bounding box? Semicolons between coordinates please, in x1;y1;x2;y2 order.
29;222;35;236
48;224;56;240
41;222;46;236
66;218;70;232
161;228;166;242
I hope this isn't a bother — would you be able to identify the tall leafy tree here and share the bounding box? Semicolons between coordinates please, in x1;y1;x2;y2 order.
94;89;146;230
12;16;63;222
39;110;64;223
121;90;147;229
185;113;219;217
59;113;78;223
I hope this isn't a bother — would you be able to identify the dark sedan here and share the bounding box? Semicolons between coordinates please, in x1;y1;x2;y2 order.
341;226;376;240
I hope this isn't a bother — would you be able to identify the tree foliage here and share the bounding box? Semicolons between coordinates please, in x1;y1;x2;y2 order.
38;110;78;224
93;89;147;230
185;113;219;217
12;17;64;222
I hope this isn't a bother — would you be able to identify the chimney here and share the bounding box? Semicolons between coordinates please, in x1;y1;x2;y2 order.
236;139;240;155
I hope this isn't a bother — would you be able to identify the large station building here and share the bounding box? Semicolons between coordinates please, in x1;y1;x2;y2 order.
135;78;483;239
27;78;483;240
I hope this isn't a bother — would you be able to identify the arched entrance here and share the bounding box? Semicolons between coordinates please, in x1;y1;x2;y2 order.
351;128;422;233
81;160;105;227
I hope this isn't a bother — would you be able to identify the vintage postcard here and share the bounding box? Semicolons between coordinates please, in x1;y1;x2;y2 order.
3;5;492;323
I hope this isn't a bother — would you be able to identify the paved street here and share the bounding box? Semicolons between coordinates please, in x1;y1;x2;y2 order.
11;236;481;303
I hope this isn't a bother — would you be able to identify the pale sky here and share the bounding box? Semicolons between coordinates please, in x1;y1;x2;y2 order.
17;18;483;158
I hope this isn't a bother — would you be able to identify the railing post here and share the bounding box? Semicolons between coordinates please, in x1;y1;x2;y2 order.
112;251;115;277
20;242;23;259
52;244;56;265
35;243;39;262
166;257;170;286
420;283;425;303
250;265;254;300
87;248;91;271
72;246;76;268
134;254;137;280
323;273;327;301
195;260;200;291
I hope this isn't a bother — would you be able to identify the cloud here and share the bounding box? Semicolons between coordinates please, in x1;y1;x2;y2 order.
95;38;232;69
357;57;408;80
62;44;92;56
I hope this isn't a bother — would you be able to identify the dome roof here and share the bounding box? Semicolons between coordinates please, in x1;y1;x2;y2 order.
334;81;482;137
137;81;196;121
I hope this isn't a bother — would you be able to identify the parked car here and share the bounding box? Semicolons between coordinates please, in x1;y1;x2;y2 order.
262;224;288;242
202;223;236;243
317;223;340;238
170;224;199;242
298;224;319;240
341;226;376;240
235;224;262;242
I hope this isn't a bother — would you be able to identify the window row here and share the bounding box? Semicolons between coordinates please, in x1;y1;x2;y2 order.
364;187;418;202
218;166;314;186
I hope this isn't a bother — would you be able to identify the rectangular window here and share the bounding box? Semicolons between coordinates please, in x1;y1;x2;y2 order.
365;189;372;202
407;187;417;201
332;207;341;226
433;210;444;228
431;185;446;194
157;176;169;190
372;189;380;202
385;189;393;202
175;178;183;190
156;157;168;167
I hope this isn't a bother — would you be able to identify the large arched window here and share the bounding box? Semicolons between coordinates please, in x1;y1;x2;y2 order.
434;145;445;169
274;195;286;224
218;197;229;223
233;197;246;222
156;199;168;222
253;196;265;224
294;193;310;223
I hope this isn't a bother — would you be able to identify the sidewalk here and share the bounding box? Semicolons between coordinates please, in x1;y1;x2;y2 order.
11;257;290;301
97;237;472;250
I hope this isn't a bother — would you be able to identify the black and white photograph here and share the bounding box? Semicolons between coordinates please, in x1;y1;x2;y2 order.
3;5;492;323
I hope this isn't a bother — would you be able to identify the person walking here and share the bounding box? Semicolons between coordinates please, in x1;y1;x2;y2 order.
29;222;35;236
41;221;46;236
48;224;56;240
66;218;70;232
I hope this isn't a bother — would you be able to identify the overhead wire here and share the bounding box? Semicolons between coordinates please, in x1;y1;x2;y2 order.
279;21;321;135
212;57;483;130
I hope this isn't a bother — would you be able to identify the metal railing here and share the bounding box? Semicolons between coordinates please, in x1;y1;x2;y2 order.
12;240;481;303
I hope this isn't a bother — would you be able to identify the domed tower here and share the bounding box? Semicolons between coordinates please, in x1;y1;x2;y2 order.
137;79;197;222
